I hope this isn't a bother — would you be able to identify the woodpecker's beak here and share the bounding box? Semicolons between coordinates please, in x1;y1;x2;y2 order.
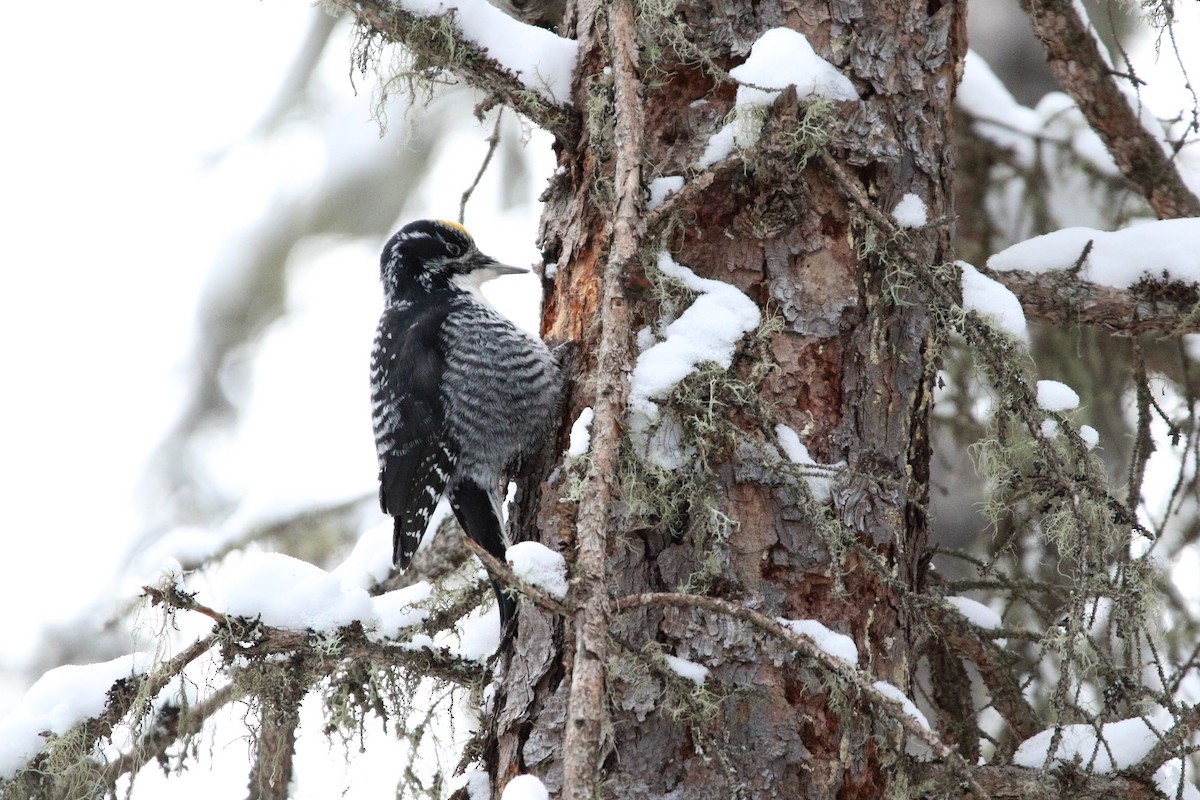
475;256;528;280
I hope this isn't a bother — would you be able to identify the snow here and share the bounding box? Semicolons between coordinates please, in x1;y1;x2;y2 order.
958;261;1029;343
128;525;228;579
331;521;395;591
778;618;859;665
567;406;594;457
647;175;685;210
957;50;1116;177
462;769;492;800
371;582;434;639
1155;759;1200;800
698;27;857;168
775;423;810;465
453;605;502;661
664;654;709;686
728;27;857;105
775;423;840;501
988;219;1200;289
1033;92;1117;178
506;541;569;599
0;652;153;779
628;253;761;468
1185;333;1200;363
215;551;376;632
698;122;737;168
892;193;928;228
1013;707;1174;771
1036;380;1081;412
501;774;550;800
398;0;577;105
957;50;1041;162
872;680;931;732
945;596;1002;631
1080;424;1100;449
700;28;857;166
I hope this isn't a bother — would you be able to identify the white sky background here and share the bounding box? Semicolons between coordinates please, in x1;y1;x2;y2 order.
0;2;308;664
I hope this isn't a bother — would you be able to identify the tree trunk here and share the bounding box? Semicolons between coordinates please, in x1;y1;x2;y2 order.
493;0;966;797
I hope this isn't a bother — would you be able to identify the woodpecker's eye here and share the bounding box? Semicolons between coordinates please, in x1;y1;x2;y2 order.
445;242;463;257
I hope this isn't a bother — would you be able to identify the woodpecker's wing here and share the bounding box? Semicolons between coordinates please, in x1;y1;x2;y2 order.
372;302;457;569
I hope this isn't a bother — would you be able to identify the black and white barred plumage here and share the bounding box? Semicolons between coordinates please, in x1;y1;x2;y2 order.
370;219;560;627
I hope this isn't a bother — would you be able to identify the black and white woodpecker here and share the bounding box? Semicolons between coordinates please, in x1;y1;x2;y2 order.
370;219;561;627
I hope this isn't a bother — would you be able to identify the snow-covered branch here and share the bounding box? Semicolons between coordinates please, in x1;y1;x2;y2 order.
1015;0;1200;220
143;583;487;686
329;0;578;136
982;219;1200;335
984;266;1200;336
459;537;572;618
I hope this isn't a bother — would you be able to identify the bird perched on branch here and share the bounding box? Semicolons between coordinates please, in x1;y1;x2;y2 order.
370;219;561;628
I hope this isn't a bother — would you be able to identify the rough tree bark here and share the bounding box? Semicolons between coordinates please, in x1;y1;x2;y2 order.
491;0;968;797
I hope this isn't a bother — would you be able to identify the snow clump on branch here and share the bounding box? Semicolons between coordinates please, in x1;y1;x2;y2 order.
957;260;1029;344
399;0;576;104
0;653;154;779
628;253;761;469
700;27;858;166
1013;707;1174;772
501;774;550;800
506;541;569;599
664;654;710;686
892;193;928;228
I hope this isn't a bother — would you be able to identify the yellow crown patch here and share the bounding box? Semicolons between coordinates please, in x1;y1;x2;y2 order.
434;219;472;240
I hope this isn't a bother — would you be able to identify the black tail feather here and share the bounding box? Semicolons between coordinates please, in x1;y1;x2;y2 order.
448;479;516;628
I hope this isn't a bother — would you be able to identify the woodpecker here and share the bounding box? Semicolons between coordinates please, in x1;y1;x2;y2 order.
371;219;561;628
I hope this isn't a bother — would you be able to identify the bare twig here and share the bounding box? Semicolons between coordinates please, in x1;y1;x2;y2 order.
927;603;1041;745
460;537;573;617
458;110;504;226
143;584;233;626
638;153;744;241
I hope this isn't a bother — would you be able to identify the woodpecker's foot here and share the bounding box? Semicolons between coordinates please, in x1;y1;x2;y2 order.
549;338;579;368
